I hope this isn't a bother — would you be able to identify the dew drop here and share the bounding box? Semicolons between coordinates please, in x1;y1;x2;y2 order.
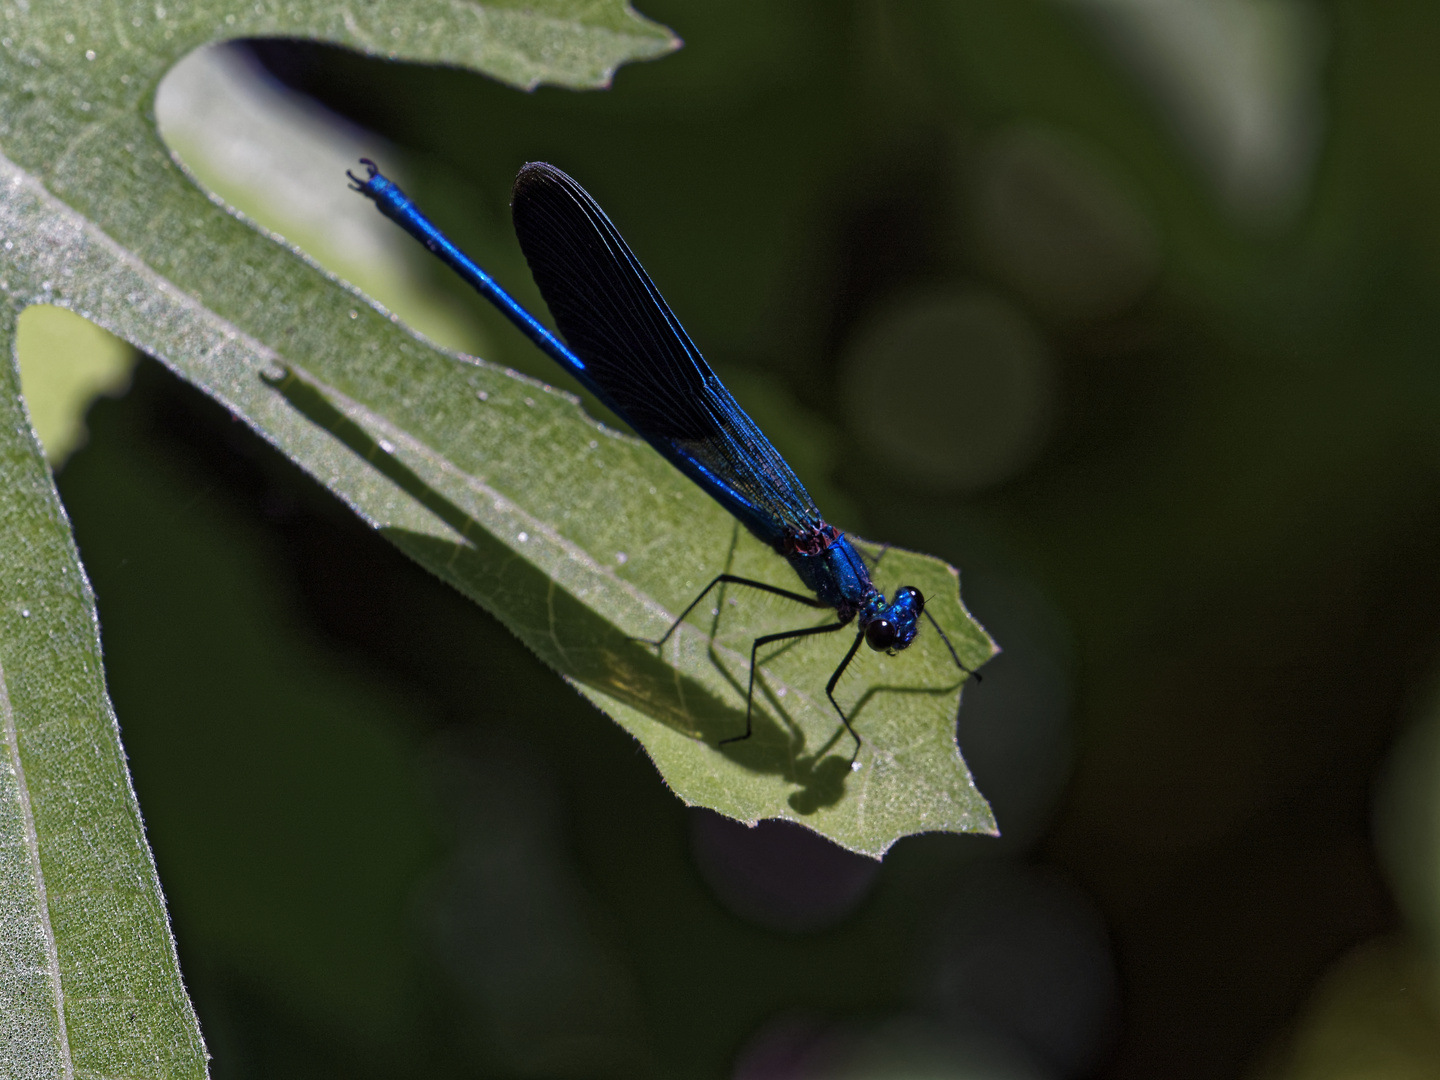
517;531;529;543
615;552;628;564
476;390;488;401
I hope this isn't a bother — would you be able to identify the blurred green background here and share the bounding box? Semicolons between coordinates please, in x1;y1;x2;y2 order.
19;1;1440;1076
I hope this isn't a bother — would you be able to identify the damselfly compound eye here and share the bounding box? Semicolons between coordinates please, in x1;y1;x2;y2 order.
866;618;898;651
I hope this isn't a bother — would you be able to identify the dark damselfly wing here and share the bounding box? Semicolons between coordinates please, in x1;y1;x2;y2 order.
511;163;822;550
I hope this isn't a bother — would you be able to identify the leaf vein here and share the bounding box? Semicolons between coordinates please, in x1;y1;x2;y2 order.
0;659;74;1079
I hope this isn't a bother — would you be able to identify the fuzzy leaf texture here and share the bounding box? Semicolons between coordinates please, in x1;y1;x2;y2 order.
0;1;993;1069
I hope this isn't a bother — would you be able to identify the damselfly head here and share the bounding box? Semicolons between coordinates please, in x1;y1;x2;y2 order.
864;586;925;654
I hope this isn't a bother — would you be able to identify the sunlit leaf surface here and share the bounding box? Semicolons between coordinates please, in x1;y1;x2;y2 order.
1;334;206;1080
0;0;677;1073
2;2;993;1065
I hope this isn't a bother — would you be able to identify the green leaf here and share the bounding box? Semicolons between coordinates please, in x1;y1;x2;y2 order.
2;303;205;1075
0;0;675;1073
4;49;987;1077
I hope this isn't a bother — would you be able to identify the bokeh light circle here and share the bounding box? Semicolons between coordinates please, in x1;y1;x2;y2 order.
840;286;1056;492
967;126;1160;323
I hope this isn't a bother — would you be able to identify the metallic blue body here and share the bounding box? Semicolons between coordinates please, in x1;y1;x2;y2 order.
361;169;808;559
351;160;924;654
357;170;584;376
